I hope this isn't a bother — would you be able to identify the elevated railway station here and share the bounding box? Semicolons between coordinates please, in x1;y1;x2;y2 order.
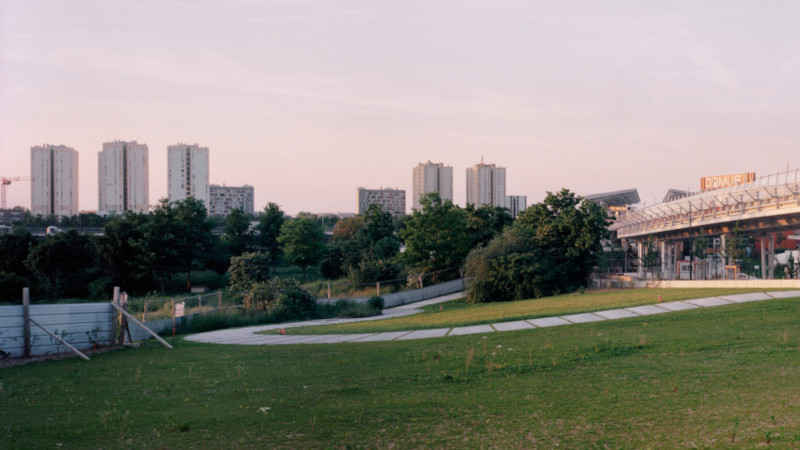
608;170;800;280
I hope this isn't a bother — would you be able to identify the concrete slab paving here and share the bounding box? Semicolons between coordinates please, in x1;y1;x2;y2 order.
354;331;412;342
686;297;733;307
594;309;639;320
492;320;536;332
186;289;792;346
528;317;571;327
267;335;331;345
449;325;495;336
396;328;451;340
562;313;606;323
658;301;699;311
318;334;378;343
625;305;669;316
765;290;800;299
719;293;772;303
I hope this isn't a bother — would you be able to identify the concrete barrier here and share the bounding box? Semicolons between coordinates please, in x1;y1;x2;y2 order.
634;279;800;289
318;278;467;308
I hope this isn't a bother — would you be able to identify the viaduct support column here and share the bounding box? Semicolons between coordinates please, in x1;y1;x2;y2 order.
769;233;776;279
637;241;644;279
761;235;767;280
660;241;667;280
721;234;727;280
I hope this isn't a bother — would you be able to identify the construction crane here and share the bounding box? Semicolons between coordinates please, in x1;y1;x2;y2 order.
1;176;31;209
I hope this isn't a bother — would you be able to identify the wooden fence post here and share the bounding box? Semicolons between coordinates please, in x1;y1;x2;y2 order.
22;287;30;357
117;291;128;346
328;282;331;299
376;282;381;297
143;300;149;322
111;287;119;347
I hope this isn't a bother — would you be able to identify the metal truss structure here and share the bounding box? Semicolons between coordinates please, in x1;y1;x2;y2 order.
611;170;800;240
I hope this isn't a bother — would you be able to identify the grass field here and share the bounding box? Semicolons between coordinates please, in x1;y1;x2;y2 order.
3;292;800;448
280;288;787;334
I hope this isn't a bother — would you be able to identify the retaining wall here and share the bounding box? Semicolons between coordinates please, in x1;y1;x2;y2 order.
634;280;800;289
0;303;114;358
319;278;466;308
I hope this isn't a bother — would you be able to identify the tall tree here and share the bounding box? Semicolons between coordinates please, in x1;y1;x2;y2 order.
398;193;470;275
222;208;252;257
464;203;514;249
255;202;285;273
97;211;153;292
465;189;610;302
145;199;180;292
172;197;215;289
24;230;99;299
278;216;326;281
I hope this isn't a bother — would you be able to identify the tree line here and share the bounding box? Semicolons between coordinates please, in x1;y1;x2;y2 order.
0;189;610;303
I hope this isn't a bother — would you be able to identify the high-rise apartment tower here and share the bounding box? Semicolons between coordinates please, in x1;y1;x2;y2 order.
168;143;210;208
466;159;506;207
98;140;149;214
412;161;453;211
357;187;406;218
209;184;255;218
30;145;79;216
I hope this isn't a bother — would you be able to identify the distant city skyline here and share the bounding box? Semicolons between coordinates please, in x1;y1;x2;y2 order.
3;2;800;215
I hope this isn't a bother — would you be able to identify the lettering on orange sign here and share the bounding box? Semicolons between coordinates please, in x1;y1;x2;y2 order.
700;172;755;191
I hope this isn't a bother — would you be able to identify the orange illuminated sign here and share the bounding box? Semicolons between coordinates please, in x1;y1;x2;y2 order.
700;172;755;191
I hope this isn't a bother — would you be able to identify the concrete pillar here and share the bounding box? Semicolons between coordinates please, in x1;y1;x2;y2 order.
720;234;727;280
660;241;667;279
637;241;644;278
769;233;776;279
761;236;767;280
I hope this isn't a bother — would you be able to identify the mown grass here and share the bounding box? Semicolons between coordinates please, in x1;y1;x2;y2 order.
3;296;800;448
281;288;785;334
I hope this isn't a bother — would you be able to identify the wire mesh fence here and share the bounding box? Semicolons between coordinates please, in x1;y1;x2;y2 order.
305;267;463;299
123;290;245;322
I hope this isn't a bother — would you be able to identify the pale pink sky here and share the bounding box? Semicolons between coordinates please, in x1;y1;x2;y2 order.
2;1;800;215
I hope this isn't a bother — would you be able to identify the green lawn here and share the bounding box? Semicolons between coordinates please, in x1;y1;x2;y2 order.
3;295;800;448
281;288;788;334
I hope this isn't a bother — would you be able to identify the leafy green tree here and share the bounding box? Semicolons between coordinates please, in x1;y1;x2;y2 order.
24;230;99;299
222;208;252;257
331;216;362;242
278;216;326;281
0;228;37;300
398;193;470;276
255;202;285;273
145;199;180;293
97;211;153;292
0;227;36;278
172;197;215;289
228;251;273;291
464;203;514;249
243;278;316;320
465;189;610;303
320;241;347;279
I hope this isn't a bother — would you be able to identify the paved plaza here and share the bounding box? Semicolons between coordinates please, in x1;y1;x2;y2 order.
185;290;800;346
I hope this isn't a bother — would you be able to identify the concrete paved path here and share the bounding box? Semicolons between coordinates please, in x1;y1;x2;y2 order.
185;290;800;346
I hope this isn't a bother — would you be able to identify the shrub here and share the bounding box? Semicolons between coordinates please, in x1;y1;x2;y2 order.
368;296;384;310
243;278;316;321
316;299;380;319
228;252;273;291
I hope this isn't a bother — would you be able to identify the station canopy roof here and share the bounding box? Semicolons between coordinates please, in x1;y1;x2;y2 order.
585;189;640;207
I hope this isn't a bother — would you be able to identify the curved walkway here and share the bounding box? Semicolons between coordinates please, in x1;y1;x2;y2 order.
185;290;800;346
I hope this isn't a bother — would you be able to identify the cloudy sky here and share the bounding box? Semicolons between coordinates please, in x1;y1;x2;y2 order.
2;1;799;215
